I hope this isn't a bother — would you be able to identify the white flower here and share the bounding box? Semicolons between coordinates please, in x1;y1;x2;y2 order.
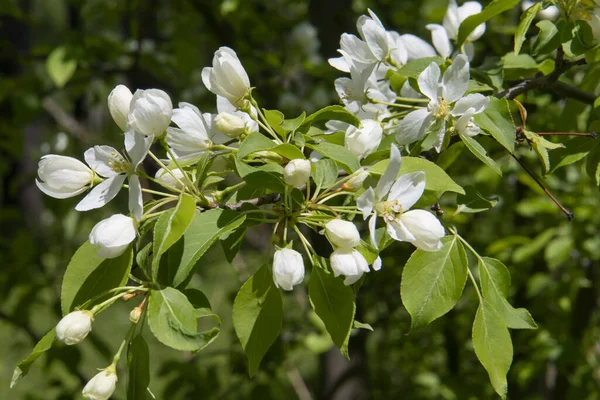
443;0;485;42
330;248;370;285
273;248;304;290
343;169;370;191
345;119;383;159
107;84;133;131
399;34;437;60
127;89;173;138
82;367;118;400
155;167;185;190
166;102;228;161
35;155;94;199
284;159;311;189
325;219;361;249
214;112;246;138
56;310;93;345
76;134;151;220
216;95;258;133
357;144;445;252
202;47;251;107
396;55;489;152
89;214;136;258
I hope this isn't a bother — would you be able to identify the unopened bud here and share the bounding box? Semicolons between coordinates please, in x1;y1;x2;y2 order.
56;310;94;345
214;112;246;138
342;170;370;191
284;159;311;189
83;366;118;400
155;167;185;190
129;307;142;324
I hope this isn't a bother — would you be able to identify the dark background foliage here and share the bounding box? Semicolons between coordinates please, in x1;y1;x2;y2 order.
1;0;598;399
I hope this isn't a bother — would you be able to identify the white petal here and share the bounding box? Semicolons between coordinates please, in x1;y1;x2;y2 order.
124;130;152;168
388;171;426;210
357;187;376;219
396;108;432;145
386;218;416;242
377;143;402;198
400;210;445;251
75;175;126;211
433;119;447;153
36;179;88;199
451;93;489;116
359;17;388;60
128;175;143;221
418;62;441;101
372;256;382;271
84;146;124;178
459;2;485;41
442;54;470;103
340;33;377;64
399;34;437;59
426;24;452;59
369;213;378;249
443;0;460;39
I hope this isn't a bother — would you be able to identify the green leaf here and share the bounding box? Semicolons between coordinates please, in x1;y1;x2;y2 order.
308;265;355;359
147;287;219;351
455;186;499;215
301;105;360;128
11;329;55;387
237;133;277;159
474;97;515;153
195;152;214;186
401;236;468;330
502;53;539;80
152;194;196;280
390;56;443;80
262;109;286;137
436;142;465;170
61;242;133;315
548;136;598;174
524;130;565;173
313;159;338;191
369;156;465;195
457;0;520;47
478;257;537;329
270;143;305;160
281;112;306;133
514;2;542;55
532;20;561;56
472;301;512;399
172;209;246;287
585;143;600;186
234;158;286;191
460;134;502;176
46;46;77;88
127;334;150;400
233;265;283;376
305;142;360;173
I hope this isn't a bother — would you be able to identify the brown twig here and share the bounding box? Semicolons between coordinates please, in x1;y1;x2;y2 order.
536;131;597;138
41;97;92;141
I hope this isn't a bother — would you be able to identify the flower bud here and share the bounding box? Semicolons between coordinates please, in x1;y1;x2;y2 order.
284;159;311;189
35;155;94;199
345;119;383;160
82;367;118;400
330;248;369;286
89;214;136;259
325;219;361;249
342;170;369;191
108;84;133;131
273;248;305;291
129;307;142;324
155;167;185;190
214;112;246;138
56;310;94;345
202;47;251;107
127;89;173;138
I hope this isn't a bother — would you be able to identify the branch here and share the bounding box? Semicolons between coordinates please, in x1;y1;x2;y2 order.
41;97;92;141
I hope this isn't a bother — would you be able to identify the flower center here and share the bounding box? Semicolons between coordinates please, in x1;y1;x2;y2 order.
429;98;449;119
107;152;131;174
376;200;403;221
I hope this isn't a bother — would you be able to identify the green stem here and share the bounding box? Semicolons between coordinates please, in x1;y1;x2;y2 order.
396;96;429;103
292;225;314;265
147;151;188;190
450;228;483;302
372;99;421;109
249;97;283;143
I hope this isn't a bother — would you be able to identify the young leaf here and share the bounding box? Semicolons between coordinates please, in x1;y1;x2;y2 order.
171;209;246;287
455;186;499;215
369;156;465;195
305;142;360;173
472;301;513;399
11;329;55;387
312;158;339;191
532;20;561;56
127;334;150;400
233;265;283;376
237;133;277;159
152;194;196;280
391;56;444;79
308;265;356;359
281;112;306;133
479;257;537;329
401;235;468;330
460;134;502;176
514;2;542;55
262;109;286;137
270;143;305;160
301;105;360;128
46;46;77;88
474;97;516;153
147;287;219;351
523;130;565;173
548;136;598;174
457;0;520;47
61;242;133;315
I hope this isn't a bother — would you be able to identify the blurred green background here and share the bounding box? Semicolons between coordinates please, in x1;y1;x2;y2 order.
1;0;599;398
